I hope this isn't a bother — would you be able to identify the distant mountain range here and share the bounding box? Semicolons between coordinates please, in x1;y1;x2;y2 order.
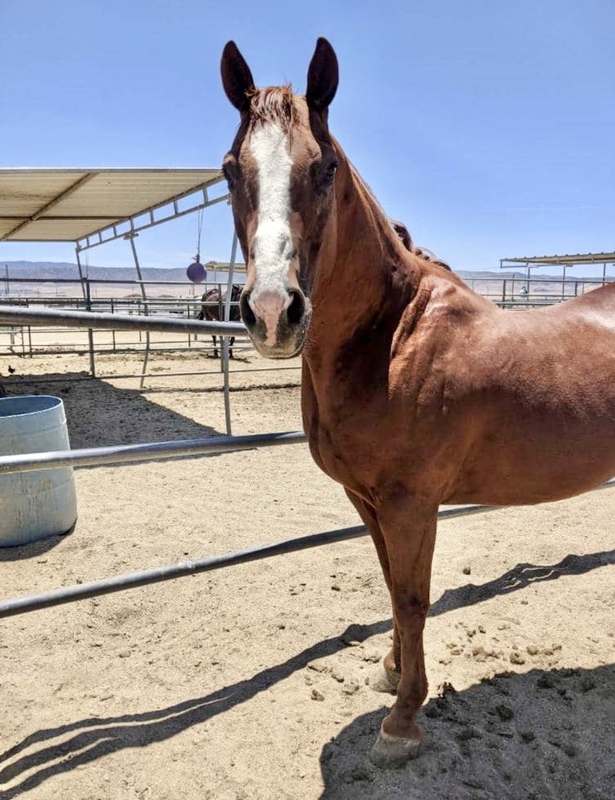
1;260;603;303
0;260;537;284
0;261;209;283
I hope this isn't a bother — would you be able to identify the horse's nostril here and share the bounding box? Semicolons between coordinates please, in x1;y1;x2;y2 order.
240;292;256;328
287;290;305;327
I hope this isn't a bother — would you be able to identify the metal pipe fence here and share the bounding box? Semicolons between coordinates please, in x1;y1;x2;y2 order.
0;505;503;620
0;413;613;619
2;364;302;386
5;274;612;379
470;276;613;308
0;430;307;474
0;282;302;418
0;303;244;336
0;302;240;435
1;356;614;625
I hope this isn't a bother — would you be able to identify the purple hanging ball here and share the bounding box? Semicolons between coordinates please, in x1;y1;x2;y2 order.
187;260;206;283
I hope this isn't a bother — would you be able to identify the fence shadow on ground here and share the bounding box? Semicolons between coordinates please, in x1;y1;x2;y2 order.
0;372;223;449
0;620;392;798
430;549;615;617
0;373;225;560
0;539;614;798
0;628;612;799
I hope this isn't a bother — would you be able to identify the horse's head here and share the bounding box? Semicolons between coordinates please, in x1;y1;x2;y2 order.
221;38;339;358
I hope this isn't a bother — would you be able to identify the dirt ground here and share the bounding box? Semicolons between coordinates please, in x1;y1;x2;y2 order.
0;345;614;800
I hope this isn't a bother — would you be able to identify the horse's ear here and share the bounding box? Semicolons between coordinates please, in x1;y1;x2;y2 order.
306;37;338;111
221;41;256;113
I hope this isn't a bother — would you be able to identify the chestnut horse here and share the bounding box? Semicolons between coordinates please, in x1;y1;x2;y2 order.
197;284;242;358
220;39;615;766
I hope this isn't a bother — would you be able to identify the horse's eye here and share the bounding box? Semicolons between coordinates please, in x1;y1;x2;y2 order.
324;160;338;185
311;158;338;194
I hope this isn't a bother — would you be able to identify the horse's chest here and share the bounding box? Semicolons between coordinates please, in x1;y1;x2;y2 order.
306;415;354;481
301;375;389;491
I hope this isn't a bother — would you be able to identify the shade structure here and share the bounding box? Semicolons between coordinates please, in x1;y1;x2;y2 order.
0;168;225;245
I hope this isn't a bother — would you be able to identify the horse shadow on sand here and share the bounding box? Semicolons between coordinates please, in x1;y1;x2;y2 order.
318;547;615;800
0;547;614;798
318;663;615;800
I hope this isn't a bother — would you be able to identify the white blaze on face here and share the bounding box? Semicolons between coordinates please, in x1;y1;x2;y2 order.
248;122;294;345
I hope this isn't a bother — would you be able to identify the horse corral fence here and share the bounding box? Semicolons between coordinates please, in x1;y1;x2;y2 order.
2;270;612;364
0;279;302;370
0;293;302;434
0;425;613;620
0;277;310;433
0;278;252;361
0;167;305;432
1;273;612;396
1;260;615;620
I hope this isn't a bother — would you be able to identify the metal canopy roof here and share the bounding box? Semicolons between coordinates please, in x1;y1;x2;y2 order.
0;168;224;244
500;252;615;268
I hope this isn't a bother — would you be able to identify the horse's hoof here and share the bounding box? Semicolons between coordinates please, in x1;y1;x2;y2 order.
369;725;422;768
369;663;401;694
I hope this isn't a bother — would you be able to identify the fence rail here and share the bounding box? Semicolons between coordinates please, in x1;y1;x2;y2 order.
0;430;307;474
0;504;501;619
0;303;244;336
0;417;613;620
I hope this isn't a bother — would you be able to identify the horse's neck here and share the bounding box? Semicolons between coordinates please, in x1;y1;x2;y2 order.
308;155;419;349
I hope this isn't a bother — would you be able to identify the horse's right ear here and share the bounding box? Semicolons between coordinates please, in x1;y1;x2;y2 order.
221;41;256;113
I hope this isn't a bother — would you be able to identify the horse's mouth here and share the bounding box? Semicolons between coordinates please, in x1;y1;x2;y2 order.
248;333;306;360
243;310;310;360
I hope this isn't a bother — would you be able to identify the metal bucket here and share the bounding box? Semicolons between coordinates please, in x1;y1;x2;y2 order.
0;395;78;547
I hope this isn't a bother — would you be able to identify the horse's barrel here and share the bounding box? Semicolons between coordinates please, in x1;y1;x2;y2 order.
0;395;78;547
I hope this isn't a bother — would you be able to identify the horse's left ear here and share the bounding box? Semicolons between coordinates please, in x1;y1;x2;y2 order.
306;37;338;111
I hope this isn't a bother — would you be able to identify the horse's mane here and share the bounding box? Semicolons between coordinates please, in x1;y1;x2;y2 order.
391;220;451;272
344;152;451;273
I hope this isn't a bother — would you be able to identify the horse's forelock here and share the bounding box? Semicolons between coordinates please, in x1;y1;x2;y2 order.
247;86;295;131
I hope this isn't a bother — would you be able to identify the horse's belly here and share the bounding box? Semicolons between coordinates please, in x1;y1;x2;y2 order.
446;425;615;506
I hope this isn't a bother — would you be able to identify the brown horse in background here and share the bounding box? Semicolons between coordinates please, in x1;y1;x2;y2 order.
197;284;242;358
220;39;615;766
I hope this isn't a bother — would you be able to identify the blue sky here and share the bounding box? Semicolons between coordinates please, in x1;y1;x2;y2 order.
1;0;613;276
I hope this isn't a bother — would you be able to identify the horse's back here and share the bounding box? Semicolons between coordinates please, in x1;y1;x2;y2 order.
491;281;615;366
436;279;615;405
421;276;615;363
199;288;219;321
538;280;615;325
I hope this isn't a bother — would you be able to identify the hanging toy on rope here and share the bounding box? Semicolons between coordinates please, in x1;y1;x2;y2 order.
186;255;206;283
186;208;207;283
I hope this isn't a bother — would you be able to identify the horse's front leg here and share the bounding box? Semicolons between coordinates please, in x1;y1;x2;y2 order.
370;498;439;768
344;489;401;693
211;334;219;359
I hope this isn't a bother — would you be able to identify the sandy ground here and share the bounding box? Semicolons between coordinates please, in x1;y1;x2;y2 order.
0;346;614;800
